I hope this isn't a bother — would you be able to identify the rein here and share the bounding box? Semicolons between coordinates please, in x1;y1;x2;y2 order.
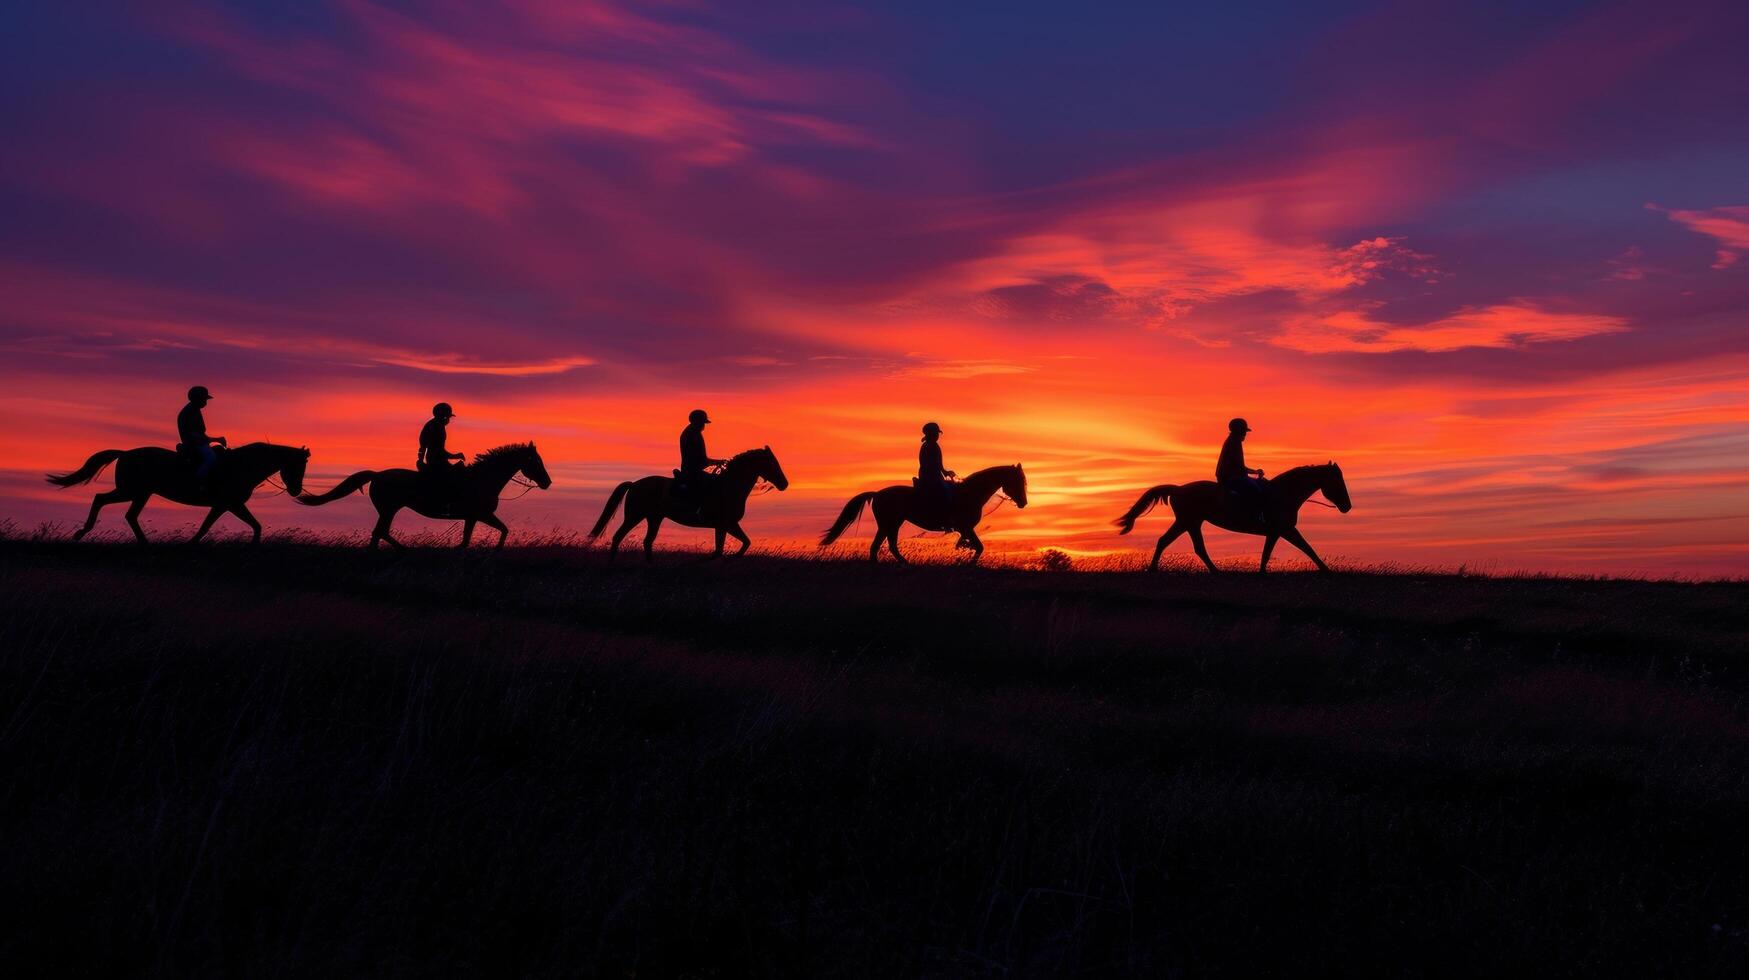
503;475;541;500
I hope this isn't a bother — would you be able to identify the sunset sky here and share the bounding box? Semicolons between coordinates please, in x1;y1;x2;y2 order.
4;1;1748;574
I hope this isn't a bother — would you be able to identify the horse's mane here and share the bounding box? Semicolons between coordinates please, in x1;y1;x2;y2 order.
965;463;1023;482
472;442;535;465
723;446;771;466
1275;462;1339;482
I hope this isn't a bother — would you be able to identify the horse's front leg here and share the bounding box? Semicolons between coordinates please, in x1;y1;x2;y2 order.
961;528;984;564
480;513;509;549
1260;533;1279;574
1280;527;1331;572
728;522;751;556
712;528;727;558
460;518;476;549
231;502;263;545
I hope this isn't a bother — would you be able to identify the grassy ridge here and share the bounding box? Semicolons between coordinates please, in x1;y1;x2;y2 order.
3;540;1747;976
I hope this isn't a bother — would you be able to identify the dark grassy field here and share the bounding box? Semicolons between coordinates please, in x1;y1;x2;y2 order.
3;539;1747;977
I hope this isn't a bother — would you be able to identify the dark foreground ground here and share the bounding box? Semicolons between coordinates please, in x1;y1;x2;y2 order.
2;540;1747;977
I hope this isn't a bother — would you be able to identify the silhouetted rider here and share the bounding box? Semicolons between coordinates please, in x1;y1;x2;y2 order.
1217;417;1268;524
918;419;958;506
418;402;465;477
177;385;225;485
679;409;725;497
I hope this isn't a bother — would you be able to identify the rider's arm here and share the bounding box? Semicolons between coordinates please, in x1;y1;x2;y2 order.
449;451;465;461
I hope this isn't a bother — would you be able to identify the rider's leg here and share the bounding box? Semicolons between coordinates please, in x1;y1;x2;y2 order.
231;502;263;545
1260;533;1279;573
1280;527;1331;572
190;505;225;544
75;488;129;541
1186;523;1218;572
195;444;216;485
1151;521;1186;571
124;497;150;545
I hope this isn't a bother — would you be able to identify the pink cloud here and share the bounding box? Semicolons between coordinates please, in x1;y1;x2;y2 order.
1655;204;1749;270
1273;302;1629;354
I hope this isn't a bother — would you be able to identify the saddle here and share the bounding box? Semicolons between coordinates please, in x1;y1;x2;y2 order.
673;470;717;519
912;477;956;527
416;463;468;517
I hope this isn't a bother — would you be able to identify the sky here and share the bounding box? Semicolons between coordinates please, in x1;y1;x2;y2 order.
3;0;1747;575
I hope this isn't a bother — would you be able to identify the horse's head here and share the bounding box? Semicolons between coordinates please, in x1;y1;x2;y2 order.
1003;463;1028;508
755;445;789;490
520;444;553;490
1320;461;1352;513
280;446;311;496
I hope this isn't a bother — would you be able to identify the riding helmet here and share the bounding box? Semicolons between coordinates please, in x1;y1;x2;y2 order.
1228;417;1251;433
689;409;711;424
433;402;455;418
922;421;942;436
188;385;211;401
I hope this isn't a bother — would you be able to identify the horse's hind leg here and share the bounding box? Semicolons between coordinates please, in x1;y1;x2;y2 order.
73;489;129;541
190;505;226;544
124;497;150;545
642;517;662;562
1150;521;1186;571
885;524;908;565
370;507;403;550
608;513;638;562
1186;524;1218;572
1281;527;1331;572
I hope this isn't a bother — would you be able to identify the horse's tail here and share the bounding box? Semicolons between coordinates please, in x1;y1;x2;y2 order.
1115;484;1177;534
45;450;126;488
588;481;635;539
819;491;876;547
296;471;376;505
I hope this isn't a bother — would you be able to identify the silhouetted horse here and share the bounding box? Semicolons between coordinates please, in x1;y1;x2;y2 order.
296;443;551;549
819;464;1028;563
46;443;311;545
588;447;788;561
1115;462;1352;572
